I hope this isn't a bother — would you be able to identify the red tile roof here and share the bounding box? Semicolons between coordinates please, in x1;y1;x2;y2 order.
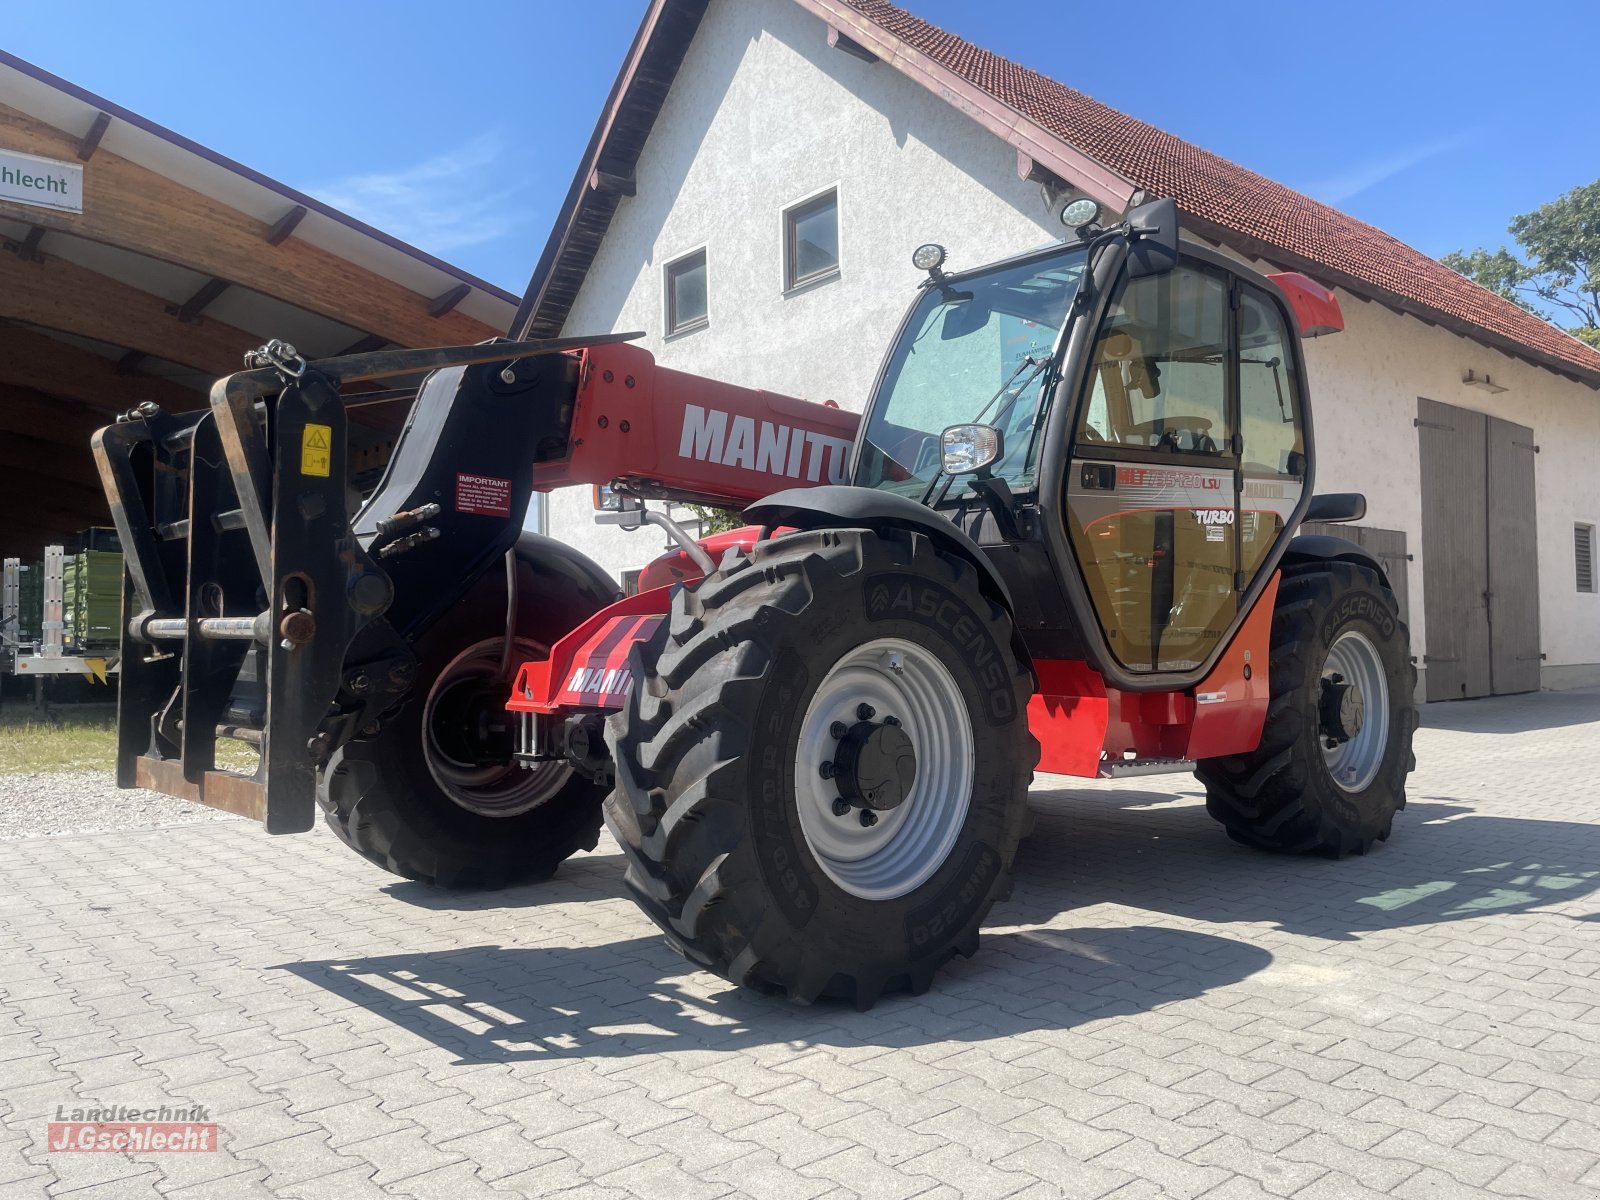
840;0;1600;387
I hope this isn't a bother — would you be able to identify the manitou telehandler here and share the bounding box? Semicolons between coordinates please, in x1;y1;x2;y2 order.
93;197;1416;1008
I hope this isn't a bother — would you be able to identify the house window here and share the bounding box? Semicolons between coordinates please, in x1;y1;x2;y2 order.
784;190;839;290
666;249;708;335
1577;524;1595;593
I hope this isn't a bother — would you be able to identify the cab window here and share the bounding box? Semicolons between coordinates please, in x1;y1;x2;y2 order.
1238;287;1304;477
1077;265;1231;457
1238;285;1307;575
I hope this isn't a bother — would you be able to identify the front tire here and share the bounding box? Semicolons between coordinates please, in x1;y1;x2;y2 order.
317;573;605;889
606;528;1036;1008
1196;561;1417;855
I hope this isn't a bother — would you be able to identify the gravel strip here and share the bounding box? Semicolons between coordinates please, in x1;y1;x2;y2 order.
0;771;243;840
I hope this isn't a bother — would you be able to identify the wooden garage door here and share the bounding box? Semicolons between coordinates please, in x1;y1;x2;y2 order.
1301;523;1411;631
1416;398;1540;700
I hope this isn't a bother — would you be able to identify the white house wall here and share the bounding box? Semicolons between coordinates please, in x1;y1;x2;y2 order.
549;0;1600;689
1296;291;1600;689
553;0;1060;577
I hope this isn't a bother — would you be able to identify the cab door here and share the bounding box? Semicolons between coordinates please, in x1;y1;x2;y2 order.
1064;260;1239;673
1235;283;1309;581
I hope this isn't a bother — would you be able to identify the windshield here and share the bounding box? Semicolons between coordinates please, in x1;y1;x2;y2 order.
855;247;1088;496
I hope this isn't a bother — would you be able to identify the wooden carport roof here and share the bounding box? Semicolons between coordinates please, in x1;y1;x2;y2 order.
0;51;519;557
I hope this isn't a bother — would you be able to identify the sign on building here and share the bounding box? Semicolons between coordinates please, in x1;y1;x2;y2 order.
0;147;83;214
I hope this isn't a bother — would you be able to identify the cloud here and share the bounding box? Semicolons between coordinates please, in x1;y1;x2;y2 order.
1299;129;1478;206
308;132;525;255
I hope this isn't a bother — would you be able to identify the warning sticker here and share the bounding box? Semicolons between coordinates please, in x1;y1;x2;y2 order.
456;472;513;517
301;424;332;477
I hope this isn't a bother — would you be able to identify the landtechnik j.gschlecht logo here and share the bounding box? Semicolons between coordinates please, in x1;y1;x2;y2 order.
46;1104;217;1153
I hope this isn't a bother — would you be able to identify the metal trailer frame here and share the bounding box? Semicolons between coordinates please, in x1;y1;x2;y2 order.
0;548;120;681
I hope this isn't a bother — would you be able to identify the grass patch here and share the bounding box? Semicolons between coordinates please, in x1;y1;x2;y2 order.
0;704;119;774
0;703;260;775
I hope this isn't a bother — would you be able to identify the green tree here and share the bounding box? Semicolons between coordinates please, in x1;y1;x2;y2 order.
1442;180;1600;349
685;503;743;535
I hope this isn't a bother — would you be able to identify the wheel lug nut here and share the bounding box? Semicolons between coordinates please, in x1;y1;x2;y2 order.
857;703;875;721
830;721;848;739
831;797;851;817
819;761;835;779
883;715;900;727
859;809;878;828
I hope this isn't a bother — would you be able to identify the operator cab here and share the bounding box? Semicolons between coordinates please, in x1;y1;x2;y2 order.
852;197;1317;687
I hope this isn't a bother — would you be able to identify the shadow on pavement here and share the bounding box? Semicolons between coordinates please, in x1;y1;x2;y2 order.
1018;788;1600;940
275;922;1271;1063
1417;686;1600;735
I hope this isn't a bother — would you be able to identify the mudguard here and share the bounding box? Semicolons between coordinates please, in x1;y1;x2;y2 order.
1281;533;1391;589
745;485;1015;612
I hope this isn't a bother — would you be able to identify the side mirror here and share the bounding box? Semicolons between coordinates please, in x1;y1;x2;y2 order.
940;424;1003;476
1125;196;1179;278
1304;492;1366;524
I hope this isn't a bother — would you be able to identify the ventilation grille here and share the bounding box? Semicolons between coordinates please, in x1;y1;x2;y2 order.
1577;524;1595;593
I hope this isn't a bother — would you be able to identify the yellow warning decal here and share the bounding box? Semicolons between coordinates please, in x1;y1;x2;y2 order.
301;423;332;477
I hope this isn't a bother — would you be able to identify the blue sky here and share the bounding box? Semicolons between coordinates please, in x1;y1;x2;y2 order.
7;0;1596;299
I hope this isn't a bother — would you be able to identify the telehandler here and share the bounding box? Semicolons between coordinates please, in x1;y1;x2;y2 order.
93;197;1416;1008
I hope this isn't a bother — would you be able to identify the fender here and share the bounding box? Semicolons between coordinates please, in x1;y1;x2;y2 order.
509;531;624;646
745;485;1017;615
1281;533;1391;590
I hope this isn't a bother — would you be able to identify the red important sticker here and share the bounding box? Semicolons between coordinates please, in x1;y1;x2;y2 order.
455;473;512;517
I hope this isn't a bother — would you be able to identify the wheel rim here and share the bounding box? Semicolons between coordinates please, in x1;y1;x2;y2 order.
1320;630;1389;793
423;637;573;818
794;637;973;900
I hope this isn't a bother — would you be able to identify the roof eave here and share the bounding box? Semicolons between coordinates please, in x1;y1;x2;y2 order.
793;0;1140;212
0;49;518;307
512;0;712;339
1183;213;1600;392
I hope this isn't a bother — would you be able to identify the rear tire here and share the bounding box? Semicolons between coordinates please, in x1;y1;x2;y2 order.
1196;560;1417;856
606;528;1036;1008
317;572;604;889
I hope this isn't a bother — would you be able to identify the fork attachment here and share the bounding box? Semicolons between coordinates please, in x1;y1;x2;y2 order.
93;365;397;832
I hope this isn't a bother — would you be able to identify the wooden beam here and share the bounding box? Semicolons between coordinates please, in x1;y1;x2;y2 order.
170;276;232;323
427;283;472;318
0;101;501;348
8;225;47;261
116;350;148;375
0;325;200;414
588;161;637;197
827;26;878;62
265;205;307;246
0;249;259;376
76;111;111;161
337;333;390;356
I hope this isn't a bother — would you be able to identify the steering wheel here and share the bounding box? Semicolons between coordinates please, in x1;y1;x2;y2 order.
1128;415;1216;453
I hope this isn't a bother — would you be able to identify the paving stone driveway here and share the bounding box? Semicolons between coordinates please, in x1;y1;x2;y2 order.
2;688;1598;1199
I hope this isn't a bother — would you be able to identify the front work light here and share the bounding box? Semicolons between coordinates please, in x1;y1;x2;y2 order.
912;243;947;274
1061;198;1101;230
940;424;1003;476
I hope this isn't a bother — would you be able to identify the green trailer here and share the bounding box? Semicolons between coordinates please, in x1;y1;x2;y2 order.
63;549;123;650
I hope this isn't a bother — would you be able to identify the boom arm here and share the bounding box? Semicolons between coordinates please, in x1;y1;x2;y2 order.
533;342;859;507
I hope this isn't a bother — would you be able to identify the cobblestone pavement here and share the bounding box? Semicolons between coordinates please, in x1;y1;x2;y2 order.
1;688;1597;1199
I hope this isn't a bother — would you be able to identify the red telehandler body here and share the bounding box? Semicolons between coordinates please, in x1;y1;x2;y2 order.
93;199;1416;1006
